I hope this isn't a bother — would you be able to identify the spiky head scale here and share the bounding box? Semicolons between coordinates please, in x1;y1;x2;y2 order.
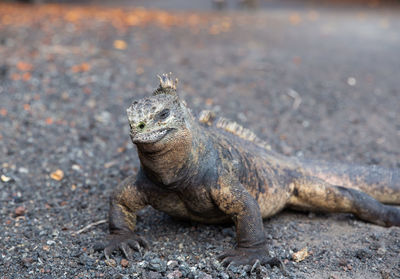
153;73;179;96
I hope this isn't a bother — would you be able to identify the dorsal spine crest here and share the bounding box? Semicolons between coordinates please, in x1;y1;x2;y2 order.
198;110;271;150
216;117;258;142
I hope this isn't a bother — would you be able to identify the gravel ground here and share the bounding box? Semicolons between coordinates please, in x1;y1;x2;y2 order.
1;2;400;279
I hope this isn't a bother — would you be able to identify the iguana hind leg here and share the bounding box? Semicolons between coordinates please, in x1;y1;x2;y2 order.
288;177;400;227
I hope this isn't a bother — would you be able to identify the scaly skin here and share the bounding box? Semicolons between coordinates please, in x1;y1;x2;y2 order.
98;74;400;266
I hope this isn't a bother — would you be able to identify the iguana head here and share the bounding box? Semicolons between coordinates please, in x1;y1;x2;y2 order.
126;74;192;152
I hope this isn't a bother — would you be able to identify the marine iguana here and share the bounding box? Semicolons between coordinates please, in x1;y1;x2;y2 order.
99;73;400;266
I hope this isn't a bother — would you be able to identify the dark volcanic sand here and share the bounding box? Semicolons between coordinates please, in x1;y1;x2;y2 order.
0;2;399;278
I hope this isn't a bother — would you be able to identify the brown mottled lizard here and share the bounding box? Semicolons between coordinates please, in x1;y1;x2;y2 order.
98;73;400;266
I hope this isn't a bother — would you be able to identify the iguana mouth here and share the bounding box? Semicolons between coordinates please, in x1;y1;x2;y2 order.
131;128;173;144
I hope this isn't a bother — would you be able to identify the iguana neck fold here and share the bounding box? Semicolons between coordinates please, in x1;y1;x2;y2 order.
136;109;210;188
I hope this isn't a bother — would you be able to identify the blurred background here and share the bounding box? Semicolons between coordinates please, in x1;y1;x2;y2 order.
4;0;400;9
1;0;398;162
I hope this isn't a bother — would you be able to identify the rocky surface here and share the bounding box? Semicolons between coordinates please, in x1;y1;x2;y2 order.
0;2;399;278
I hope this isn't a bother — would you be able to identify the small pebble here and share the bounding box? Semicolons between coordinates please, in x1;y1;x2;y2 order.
18;167;29;173
50;169;64;181
105;259;116;267
347;77;357;86
1;174;11;182
15;206;26;216
292;247;309;262
167;260;179;269
149;258;166;272
120;259;129;268
166;270;183;279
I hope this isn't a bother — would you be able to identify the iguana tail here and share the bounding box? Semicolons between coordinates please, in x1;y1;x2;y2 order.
299;159;400;205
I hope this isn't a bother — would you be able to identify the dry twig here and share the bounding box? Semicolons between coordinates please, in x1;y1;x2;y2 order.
72;219;107;236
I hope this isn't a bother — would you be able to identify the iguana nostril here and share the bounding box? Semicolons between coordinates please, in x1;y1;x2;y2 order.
138;122;145;129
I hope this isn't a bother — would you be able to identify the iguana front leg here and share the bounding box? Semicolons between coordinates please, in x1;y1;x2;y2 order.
211;173;276;266
96;174;149;260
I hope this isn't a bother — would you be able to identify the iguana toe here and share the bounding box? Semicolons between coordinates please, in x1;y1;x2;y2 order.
95;233;148;260
218;246;278;267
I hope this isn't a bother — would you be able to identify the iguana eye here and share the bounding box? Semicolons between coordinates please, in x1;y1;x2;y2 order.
158;109;170;120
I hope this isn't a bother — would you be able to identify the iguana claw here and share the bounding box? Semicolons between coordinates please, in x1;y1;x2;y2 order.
218;246;279;267
94;233;148;260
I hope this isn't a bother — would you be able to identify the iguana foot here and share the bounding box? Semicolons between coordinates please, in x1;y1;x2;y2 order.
94;233;148;260
218;246;280;267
